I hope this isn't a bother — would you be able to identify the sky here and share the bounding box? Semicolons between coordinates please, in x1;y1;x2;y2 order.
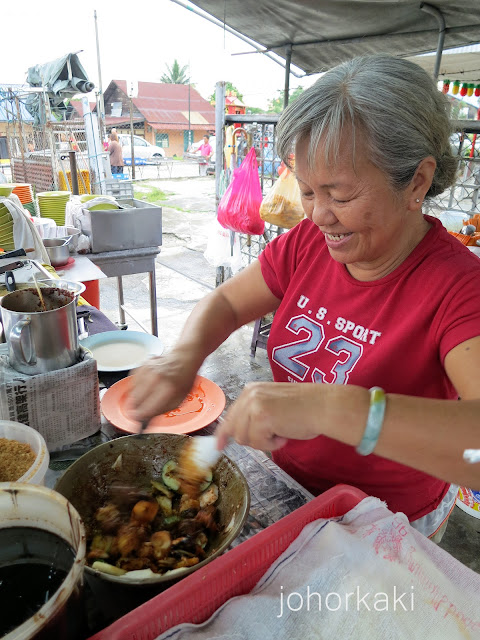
2;0;318;110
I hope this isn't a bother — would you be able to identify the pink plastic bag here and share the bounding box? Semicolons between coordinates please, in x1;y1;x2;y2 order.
217;148;265;235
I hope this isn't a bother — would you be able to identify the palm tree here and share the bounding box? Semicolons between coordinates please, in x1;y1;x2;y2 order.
161;60;190;84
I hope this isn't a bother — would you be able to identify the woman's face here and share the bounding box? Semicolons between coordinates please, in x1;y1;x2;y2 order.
295;134;422;278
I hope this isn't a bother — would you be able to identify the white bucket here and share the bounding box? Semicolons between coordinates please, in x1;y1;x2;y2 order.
0;483;87;639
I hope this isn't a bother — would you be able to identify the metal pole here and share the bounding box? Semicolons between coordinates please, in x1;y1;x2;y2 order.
188;82;191;148
214;81;226;211
68;151;79;195
284;44;292;109
94;10;106;142
14;96;28;183
130;97;135;180
420;3;446;81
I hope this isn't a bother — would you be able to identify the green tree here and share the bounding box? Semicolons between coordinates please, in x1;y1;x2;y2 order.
268;86;304;113
161;60;190;84
209;82;244;104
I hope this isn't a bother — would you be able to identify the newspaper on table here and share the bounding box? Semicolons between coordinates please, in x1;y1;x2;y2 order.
0;348;100;451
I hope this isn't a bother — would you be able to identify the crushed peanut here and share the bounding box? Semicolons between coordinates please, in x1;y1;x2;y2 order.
0;438;36;481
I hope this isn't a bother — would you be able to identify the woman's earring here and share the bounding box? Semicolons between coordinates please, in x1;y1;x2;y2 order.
415;198;420;203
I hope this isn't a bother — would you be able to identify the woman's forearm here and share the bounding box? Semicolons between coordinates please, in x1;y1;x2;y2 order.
318;385;480;488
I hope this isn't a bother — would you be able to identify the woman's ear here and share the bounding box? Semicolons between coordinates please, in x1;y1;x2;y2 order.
407;156;437;210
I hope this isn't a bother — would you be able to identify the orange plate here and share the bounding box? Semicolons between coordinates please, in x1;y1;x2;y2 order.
101;375;226;435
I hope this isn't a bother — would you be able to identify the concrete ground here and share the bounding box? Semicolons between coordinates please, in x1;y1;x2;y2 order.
98;175;480;574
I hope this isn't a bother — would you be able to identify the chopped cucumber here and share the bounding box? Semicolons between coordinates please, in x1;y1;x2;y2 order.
151;479;173;498
199;469;213;492
162;460;180;491
156;495;173;516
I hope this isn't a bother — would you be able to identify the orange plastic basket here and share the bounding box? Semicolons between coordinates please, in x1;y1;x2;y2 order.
88;484;367;640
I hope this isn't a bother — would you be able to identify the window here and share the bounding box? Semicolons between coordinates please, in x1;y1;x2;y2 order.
155;133;169;148
111;102;122;117
133;136;147;146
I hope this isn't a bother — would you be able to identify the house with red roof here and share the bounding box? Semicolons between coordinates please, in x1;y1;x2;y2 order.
96;80;215;158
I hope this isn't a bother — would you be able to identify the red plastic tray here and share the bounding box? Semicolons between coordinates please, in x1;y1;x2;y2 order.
88;484;367;640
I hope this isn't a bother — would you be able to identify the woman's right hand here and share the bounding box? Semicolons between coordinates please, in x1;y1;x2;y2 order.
129;348;199;421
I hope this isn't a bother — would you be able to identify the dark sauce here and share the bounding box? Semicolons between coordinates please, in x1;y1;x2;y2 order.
0;527;77;637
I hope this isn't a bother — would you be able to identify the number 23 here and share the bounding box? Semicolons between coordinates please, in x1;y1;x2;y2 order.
272;315;363;384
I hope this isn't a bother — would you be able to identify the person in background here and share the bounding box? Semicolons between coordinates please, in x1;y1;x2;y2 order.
197;134;213;176
131;54;480;544
108;132;124;176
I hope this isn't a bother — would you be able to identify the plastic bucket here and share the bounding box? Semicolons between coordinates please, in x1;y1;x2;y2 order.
0;483;87;639
0;420;49;484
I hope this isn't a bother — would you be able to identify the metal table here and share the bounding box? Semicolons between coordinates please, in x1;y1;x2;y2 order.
87;247;160;336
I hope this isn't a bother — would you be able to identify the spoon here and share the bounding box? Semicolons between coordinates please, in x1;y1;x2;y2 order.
32;272;47;312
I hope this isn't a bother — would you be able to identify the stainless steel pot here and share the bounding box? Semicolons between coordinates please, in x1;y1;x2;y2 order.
0;287;79;374
43;238;72;267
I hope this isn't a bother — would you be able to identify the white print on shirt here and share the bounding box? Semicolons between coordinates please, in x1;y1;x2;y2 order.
272;314;364;384
295;295;382;345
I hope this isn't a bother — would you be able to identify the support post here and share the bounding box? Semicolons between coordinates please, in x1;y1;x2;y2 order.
214;81;226;211
94;10;106;143
69;151;79;195
284;44;292;109
420;3;446;81
14;96;28;183
130;97;135;180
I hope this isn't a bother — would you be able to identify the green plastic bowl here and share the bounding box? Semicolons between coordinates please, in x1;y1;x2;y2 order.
0;184;14;197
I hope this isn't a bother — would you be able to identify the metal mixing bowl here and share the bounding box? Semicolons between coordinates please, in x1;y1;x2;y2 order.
54;433;250;586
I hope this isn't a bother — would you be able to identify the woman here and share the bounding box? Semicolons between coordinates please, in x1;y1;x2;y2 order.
108;132;124;175
132;55;480;541
197;134;213;176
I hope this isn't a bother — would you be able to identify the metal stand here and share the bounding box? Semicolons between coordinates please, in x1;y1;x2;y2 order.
88;247;160;336
250;316;273;358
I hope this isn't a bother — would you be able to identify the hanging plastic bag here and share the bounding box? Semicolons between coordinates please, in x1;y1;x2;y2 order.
259;168;305;229
217;147;265;235
204;220;242;272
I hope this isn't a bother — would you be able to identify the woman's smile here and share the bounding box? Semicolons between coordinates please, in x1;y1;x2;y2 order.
323;231;353;248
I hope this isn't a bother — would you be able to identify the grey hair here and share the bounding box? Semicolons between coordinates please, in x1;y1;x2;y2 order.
276;54;458;198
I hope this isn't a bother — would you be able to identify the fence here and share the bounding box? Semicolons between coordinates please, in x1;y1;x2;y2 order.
424;125;480;219
225;119;480;277
8;120;92;195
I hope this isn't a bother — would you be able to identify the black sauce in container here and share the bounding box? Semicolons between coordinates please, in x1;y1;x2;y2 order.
0;484;87;640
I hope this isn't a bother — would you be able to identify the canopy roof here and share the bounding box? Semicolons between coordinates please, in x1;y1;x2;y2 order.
187;0;480;75
407;48;480;82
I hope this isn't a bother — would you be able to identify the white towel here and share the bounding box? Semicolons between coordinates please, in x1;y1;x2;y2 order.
0;195;50;264
157;496;480;640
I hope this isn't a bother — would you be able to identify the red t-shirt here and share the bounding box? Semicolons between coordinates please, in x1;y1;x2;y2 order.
259;215;480;520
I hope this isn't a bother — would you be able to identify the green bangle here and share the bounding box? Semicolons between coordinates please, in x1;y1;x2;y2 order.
356;387;386;456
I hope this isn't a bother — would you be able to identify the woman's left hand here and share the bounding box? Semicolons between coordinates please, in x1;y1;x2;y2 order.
216;382;329;451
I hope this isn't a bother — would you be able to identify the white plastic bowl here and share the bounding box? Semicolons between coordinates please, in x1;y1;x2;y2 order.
0;420;49;484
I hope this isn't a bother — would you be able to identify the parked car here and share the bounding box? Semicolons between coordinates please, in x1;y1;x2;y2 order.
118;135;166;161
